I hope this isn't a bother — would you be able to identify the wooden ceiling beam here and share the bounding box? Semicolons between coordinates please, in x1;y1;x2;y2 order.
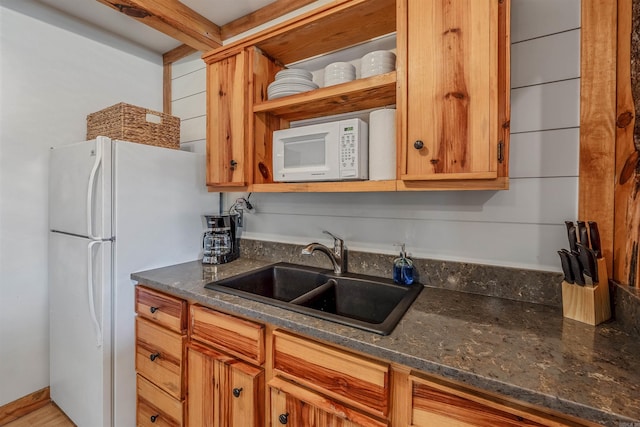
96;0;222;51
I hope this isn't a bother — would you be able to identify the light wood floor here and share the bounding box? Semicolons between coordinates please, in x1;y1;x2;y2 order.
4;403;75;427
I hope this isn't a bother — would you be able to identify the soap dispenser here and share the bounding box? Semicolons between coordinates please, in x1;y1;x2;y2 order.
393;243;414;285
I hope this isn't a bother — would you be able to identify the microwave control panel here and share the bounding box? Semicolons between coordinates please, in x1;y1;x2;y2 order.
340;126;356;176
339;120;368;179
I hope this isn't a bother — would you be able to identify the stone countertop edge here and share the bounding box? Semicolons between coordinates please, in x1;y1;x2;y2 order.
131;259;640;427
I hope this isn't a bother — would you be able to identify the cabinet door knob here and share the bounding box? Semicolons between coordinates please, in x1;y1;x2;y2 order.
150;414;159;423
149;306;158;314
232;387;243;398
278;413;289;424
150;352;160;362
230;159;238;170
414;140;424;150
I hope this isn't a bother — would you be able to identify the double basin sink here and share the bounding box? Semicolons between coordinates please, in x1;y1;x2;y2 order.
204;262;422;335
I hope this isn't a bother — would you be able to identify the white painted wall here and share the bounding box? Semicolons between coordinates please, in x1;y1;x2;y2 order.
0;0;162;406
172;0;581;272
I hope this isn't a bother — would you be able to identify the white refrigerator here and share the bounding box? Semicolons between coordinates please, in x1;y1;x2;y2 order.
48;136;216;427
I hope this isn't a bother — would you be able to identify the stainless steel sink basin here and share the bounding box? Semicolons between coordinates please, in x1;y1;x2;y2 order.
204;262;422;335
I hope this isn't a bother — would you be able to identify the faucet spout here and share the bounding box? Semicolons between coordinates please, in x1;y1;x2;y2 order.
301;231;346;274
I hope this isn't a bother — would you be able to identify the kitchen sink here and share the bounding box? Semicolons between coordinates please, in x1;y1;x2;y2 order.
204;262;422;335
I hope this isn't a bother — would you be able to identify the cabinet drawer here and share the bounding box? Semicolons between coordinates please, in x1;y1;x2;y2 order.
410;375;551;427
137;374;184;427
136;286;187;333
136;317;186;399
190;304;265;365
269;377;388;427
272;330;389;418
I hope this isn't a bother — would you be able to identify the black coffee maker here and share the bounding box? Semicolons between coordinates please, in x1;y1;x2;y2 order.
202;214;240;264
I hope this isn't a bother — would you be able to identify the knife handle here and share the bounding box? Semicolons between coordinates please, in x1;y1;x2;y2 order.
576;242;598;285
565;222;578;252
558;249;574;284
576;221;589;248
569;250;585;286
588;221;602;258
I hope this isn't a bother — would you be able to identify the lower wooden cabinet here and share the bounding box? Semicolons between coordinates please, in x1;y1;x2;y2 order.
187;342;264;427
269;377;388;427
133;286;598;427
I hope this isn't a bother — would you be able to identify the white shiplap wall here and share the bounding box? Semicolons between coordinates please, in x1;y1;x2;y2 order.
0;0;163;406
172;0;581;272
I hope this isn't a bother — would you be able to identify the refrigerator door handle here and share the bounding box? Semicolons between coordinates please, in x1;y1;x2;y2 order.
87;240;103;347
87;140;103;240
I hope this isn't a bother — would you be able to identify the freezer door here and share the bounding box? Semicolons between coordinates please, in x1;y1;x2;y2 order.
49;231;112;427
49;137;112;238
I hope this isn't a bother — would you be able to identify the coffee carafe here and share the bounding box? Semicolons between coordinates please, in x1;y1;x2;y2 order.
202;214;239;264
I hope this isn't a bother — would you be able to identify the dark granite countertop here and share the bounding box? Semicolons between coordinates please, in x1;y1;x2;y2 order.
132;258;640;426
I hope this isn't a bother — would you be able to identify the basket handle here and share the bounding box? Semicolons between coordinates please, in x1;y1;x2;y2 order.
145;112;162;124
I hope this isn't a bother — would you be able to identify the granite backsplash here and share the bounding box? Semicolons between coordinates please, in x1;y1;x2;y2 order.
240;238;640;337
240;238;564;306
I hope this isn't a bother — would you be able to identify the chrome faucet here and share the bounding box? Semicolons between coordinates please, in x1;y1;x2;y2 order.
301;231;346;274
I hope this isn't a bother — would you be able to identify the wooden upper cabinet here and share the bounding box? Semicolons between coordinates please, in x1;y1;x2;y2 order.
401;0;510;189
202;0;509;192
206;49;249;188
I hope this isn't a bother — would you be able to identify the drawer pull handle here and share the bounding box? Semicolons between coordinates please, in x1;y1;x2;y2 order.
232;387;243;397
414;140;424;150
279;413;289;424
149;306;158;314
150;352;160;362
150;414;159;423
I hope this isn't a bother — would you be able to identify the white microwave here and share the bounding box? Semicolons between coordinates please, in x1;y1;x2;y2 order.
272;118;368;182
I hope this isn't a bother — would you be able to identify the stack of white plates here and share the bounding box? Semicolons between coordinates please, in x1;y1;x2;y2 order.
324;62;356;87
361;50;396;78
268;68;318;100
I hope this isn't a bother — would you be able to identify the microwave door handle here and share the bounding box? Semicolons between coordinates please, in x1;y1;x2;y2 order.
87;240;103;347
86;140;103;240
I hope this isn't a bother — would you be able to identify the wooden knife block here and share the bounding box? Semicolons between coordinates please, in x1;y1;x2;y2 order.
561;257;611;325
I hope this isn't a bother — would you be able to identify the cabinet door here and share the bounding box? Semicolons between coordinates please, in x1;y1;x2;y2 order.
224;360;264;427
403;0;502;182
206;50;249;187
269;377;388;427
187;343;263;427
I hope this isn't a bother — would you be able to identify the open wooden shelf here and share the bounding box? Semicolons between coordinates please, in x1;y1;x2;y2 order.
203;0;396;65
253;72;397;121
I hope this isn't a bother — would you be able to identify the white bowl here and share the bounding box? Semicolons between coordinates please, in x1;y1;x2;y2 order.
361;57;396;67
324;71;356;78
325;62;356;72
362;50;396;62
362;64;395;72
275;68;313;81
325;73;355;80
361;68;394;78
324;77;354;87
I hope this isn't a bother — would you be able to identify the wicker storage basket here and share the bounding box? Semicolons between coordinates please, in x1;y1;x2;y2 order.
86;103;180;149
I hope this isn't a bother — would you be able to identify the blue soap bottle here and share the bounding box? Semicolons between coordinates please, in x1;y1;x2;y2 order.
393;243;414;285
